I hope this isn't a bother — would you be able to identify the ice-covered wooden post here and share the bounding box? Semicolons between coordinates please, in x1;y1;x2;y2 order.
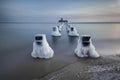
31;34;54;59
74;35;100;58
51;26;61;37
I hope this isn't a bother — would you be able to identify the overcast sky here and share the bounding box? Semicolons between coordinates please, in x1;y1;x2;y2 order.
0;0;120;22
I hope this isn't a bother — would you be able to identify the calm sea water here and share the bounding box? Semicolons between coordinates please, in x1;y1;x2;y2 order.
0;23;120;55
0;23;120;80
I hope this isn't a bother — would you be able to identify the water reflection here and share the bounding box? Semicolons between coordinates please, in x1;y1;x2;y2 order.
51;36;61;45
68;36;78;45
33;59;52;72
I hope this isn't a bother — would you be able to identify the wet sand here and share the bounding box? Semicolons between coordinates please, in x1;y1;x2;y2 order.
40;55;120;80
1;23;120;80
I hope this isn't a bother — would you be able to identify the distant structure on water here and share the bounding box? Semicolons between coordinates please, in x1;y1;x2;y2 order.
58;18;68;23
57;18;69;31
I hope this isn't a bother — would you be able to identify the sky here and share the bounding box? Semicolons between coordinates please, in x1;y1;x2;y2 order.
0;0;120;22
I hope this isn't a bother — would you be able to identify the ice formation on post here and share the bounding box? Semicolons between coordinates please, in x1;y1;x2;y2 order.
68;26;79;36
51;26;61;36
66;25;71;33
74;35;100;58
31;34;54;59
57;25;63;32
58;18;68;31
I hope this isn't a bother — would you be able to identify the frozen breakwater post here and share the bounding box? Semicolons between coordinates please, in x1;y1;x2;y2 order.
58;18;68;30
75;35;100;58
51;26;61;37
67;26;79;37
31;34;54;59
58;18;79;37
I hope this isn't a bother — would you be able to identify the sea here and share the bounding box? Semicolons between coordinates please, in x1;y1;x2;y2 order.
0;22;120;80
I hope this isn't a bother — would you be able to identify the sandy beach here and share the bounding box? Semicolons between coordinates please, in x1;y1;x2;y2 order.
40;55;120;80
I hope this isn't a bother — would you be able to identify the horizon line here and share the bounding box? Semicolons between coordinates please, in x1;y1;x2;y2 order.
0;21;120;24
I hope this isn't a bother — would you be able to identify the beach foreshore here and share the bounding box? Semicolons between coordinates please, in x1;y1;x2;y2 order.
39;55;120;80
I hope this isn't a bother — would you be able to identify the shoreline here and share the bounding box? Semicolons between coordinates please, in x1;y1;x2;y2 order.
39;55;120;80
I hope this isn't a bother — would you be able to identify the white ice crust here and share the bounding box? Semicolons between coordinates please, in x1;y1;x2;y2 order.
66;25;71;32
51;26;61;36
74;35;100;58
31;34;54;59
57;23;64;32
68;26;79;36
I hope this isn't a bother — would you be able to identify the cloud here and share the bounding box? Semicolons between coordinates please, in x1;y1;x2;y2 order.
0;0;120;22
